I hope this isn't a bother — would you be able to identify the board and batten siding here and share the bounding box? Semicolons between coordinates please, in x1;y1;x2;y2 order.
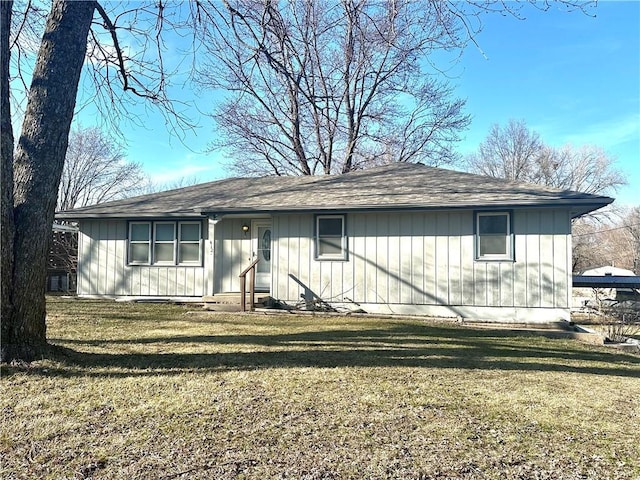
213;217;254;294
271;209;572;322
77;220;205;297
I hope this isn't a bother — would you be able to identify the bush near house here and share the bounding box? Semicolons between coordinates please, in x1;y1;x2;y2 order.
1;297;639;480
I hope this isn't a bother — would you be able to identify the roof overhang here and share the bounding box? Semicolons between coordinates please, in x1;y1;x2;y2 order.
573;275;640;289
56;197;614;220
55;211;207;220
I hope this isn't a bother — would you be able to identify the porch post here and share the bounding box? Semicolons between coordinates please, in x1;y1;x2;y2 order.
204;215;217;296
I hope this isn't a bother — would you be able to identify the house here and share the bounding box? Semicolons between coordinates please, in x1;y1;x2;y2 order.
56;163;613;322
573;266;640;306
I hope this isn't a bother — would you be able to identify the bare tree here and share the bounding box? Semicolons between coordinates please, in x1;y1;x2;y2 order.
2;0;96;362
57;126;146;211
534;144;627;195
1;1;16;349
1;1;197;362
195;0;471;176
465;119;626;196
572;207;640;274
466;119;543;181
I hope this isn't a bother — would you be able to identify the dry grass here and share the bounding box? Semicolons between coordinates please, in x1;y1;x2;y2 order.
2;297;639;480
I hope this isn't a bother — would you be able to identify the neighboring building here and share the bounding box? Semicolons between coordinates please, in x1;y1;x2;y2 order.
573;266;640;305
56;163;613;322
47;223;79;292
581;266;635;277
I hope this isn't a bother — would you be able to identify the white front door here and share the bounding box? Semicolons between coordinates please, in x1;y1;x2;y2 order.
252;220;272;291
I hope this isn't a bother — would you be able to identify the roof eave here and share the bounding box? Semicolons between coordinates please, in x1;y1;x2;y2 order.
56;196;614;220
55;211;207;220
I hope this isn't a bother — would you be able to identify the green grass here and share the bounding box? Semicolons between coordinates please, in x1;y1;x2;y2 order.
2;297;639;479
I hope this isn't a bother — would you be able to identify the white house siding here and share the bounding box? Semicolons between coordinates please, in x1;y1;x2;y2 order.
77;220;205;297
271;209;572;322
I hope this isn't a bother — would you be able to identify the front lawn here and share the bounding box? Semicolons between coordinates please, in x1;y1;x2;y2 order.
1;297;639;479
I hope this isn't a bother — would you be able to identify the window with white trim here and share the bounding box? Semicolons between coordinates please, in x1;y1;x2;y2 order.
316;215;347;260
129;222;151;264
154;222;176;264
476;212;513;261
128;221;202;265
178;222;202;264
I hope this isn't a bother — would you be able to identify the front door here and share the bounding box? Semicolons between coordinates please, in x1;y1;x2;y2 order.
252;220;272;291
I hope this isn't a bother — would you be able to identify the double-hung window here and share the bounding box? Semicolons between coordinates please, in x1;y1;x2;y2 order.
476;211;513;261
316;214;347;260
128;220;202;265
178;222;202;264
129;222;151;264
154;222;176;264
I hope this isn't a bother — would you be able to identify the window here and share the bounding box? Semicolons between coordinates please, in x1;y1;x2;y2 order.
316;215;346;260
128;221;202;265
178;222;202;263
129;222;151;264
154;222;176;264
476;212;513;260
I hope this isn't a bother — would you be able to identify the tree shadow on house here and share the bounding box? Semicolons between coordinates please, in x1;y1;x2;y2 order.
10;322;640;379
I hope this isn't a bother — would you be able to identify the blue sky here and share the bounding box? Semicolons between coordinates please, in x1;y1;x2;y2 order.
84;1;639;207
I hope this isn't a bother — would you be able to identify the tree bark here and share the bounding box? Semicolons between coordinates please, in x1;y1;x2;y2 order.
2;0;95;362
1;1;15;354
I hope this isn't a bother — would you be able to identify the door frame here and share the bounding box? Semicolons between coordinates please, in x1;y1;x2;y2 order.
251;219;272;292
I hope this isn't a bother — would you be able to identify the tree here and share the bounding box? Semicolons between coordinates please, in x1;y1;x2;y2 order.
572;207;640;274
2;1;96;362
195;0;471;176
465;119;626;195
1;1;16;354
1;1;189;362
534;144;627;195
197;1;595;177
57;126;145;211
465;119;543;181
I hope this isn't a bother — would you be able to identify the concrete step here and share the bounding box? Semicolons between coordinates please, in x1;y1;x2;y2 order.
202;294;273;312
203;293;269;304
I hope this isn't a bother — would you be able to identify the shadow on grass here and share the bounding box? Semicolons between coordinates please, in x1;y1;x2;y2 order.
7;323;638;379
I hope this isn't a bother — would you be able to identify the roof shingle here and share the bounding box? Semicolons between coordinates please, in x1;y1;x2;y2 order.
56;163;613;219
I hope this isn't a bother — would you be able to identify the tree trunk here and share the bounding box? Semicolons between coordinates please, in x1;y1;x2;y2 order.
1;1;15;355
1;0;95;362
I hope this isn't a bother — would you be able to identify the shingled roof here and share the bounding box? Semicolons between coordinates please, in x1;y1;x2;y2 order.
56;163;613;219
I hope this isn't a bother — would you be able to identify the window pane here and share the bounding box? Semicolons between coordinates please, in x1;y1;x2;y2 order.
479;215;507;235
319;237;342;255
155;223;175;241
155;243;174;262
180;223;200;242
130;223;150;242
130;243;149;263
179;243;200;263
480;235;507;255
319;217;343;236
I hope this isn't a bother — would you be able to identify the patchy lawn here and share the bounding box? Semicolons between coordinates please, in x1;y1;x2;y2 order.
1;297;639;480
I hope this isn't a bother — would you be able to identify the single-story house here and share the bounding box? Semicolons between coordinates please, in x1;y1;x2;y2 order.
573;266;640;306
56;163;613;322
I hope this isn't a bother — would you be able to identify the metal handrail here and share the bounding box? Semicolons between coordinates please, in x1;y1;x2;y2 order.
239;257;259;312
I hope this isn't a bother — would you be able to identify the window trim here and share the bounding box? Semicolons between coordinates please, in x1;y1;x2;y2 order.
153;221;176;265
475;211;514;261
177;221;202;265
128;222;151;265
315;214;347;261
127;220;203;266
